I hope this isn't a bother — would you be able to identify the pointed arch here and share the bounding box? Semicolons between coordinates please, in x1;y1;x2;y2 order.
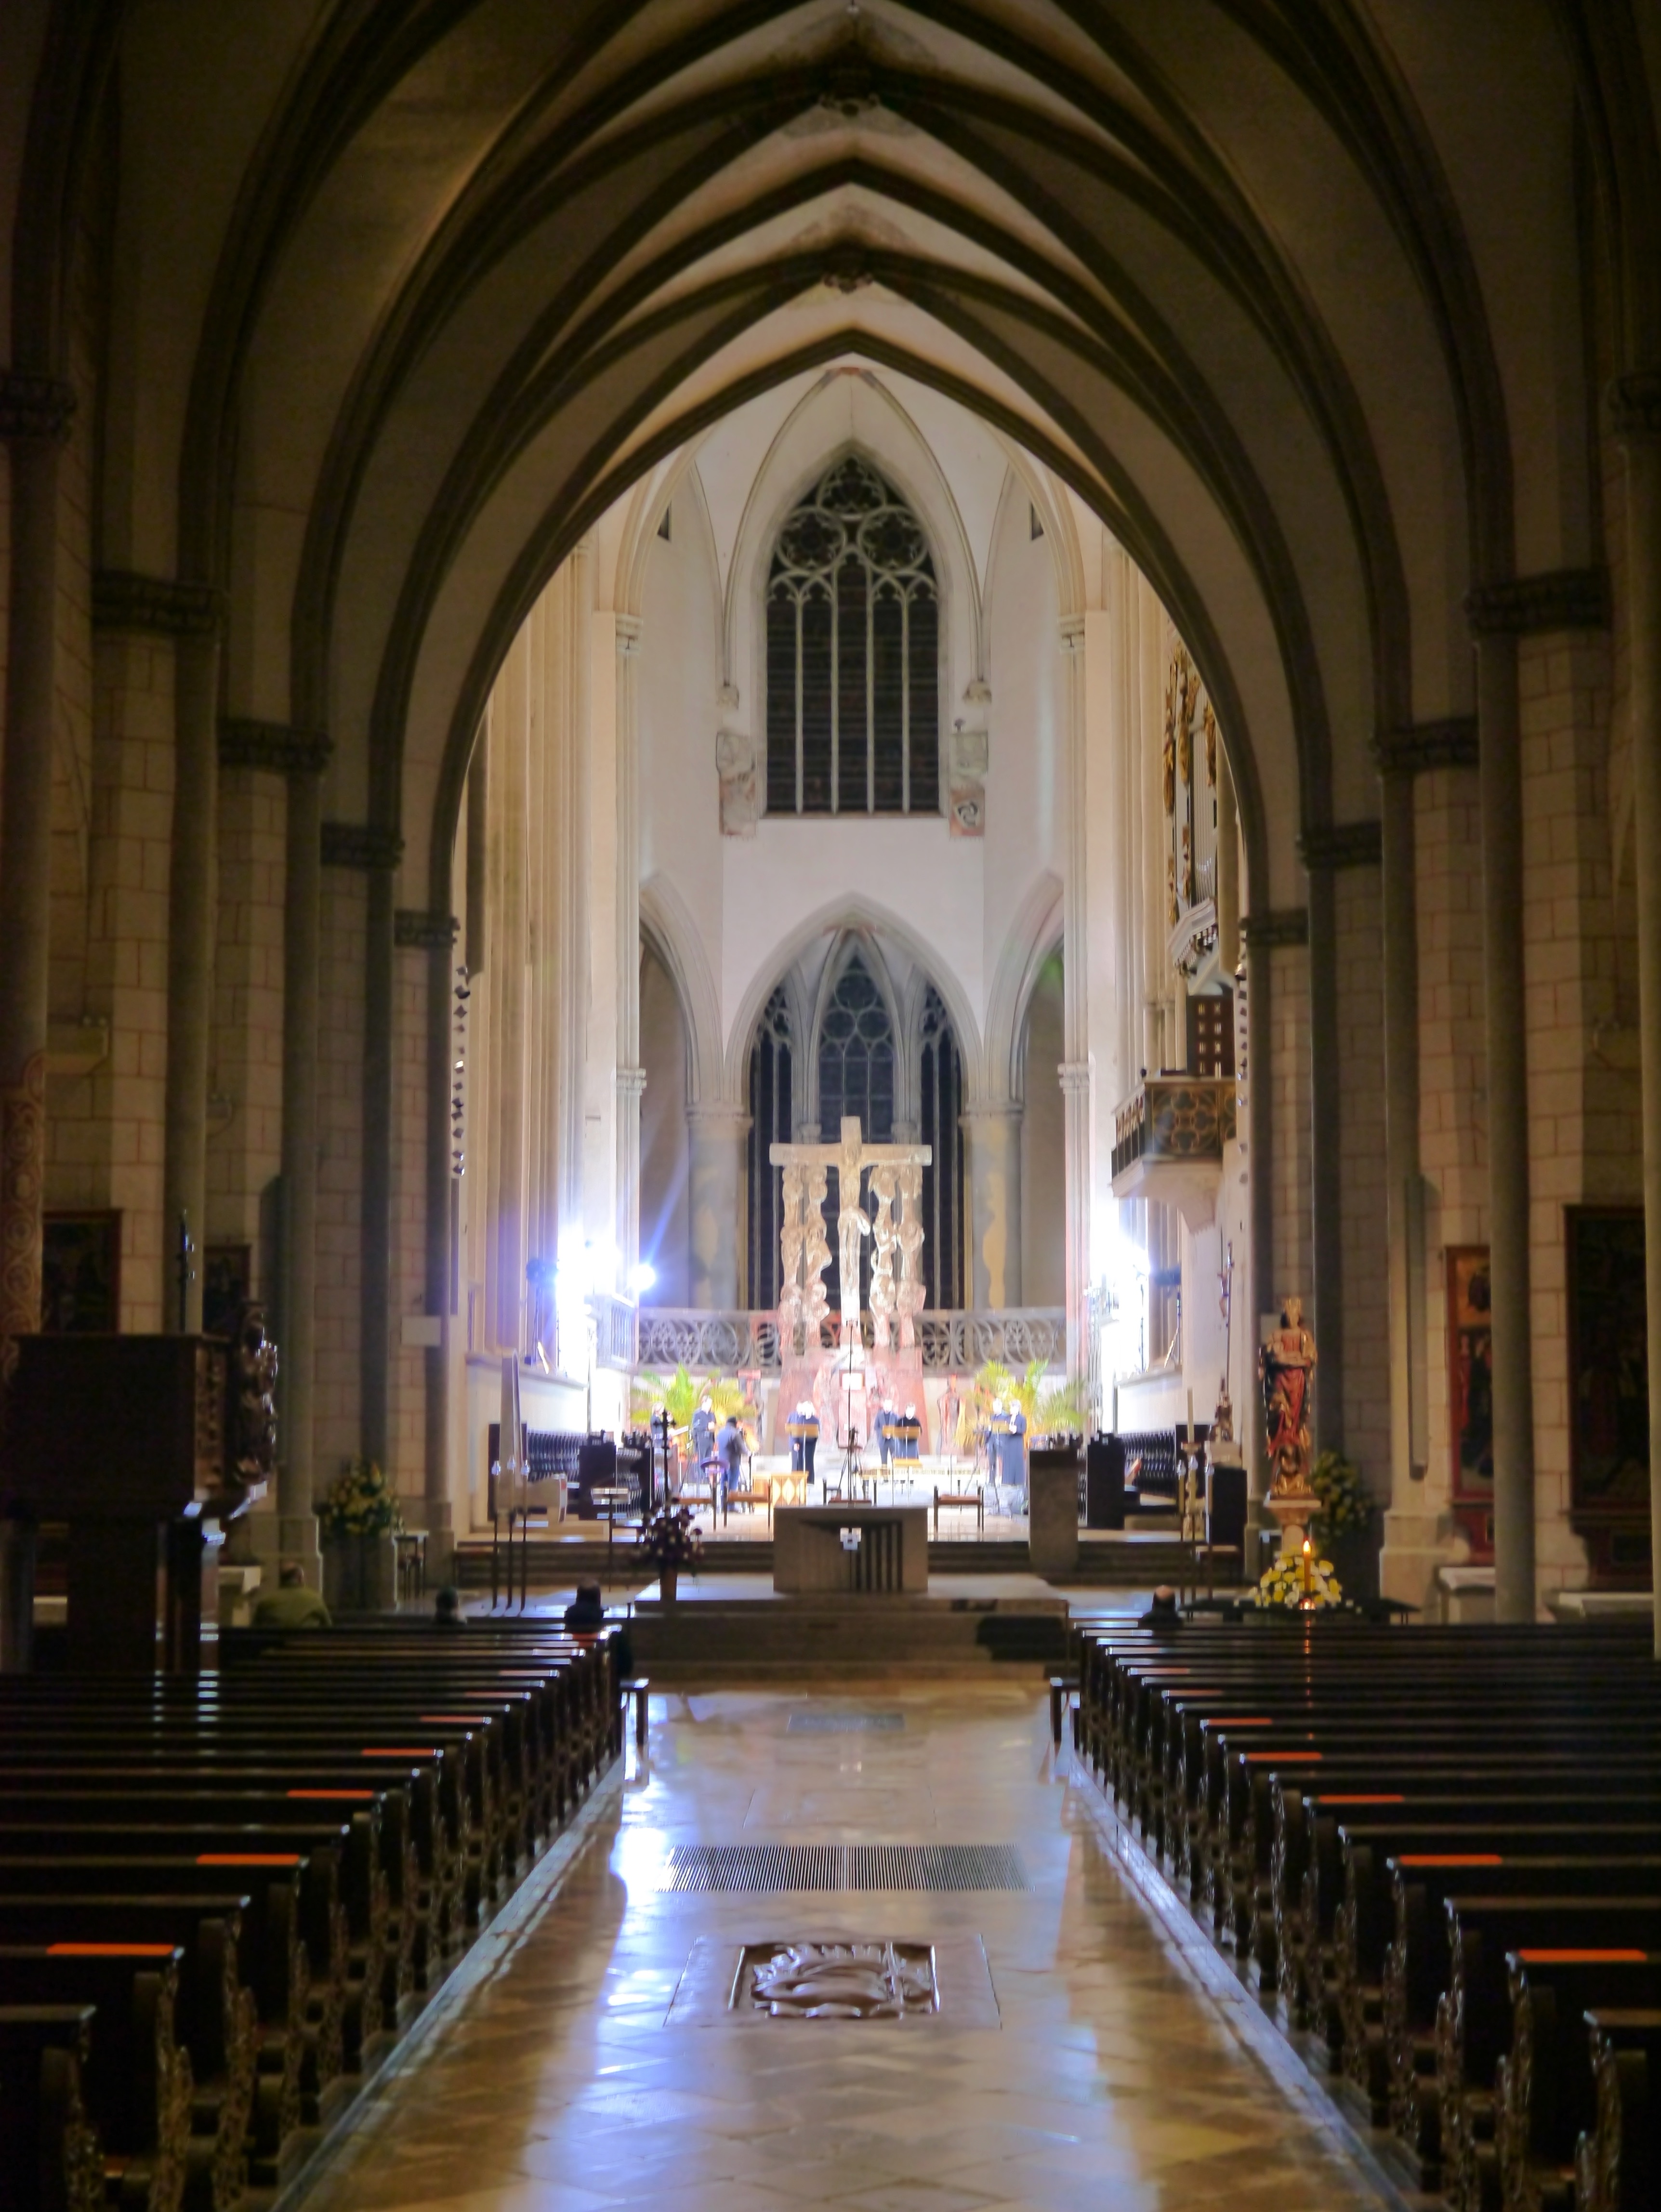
985;872;1066;1109
638;874;724;1109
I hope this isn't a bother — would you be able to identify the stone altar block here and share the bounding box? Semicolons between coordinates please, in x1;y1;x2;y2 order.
774;1504;929;1595
1028;1448;1081;1578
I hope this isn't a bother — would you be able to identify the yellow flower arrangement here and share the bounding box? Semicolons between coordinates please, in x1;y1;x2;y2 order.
1253;1550;1343;1609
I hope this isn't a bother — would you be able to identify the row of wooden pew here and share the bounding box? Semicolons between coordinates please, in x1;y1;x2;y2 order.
1071;1613;1661;2212
0;1618;623;2212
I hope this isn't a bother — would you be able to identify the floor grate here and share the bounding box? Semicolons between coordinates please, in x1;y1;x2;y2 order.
658;1843;1028;1894
786;1712;906;1734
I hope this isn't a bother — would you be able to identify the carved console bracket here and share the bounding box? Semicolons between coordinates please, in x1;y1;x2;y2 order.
219;718;332;777
1373;717;1480;775
92;569;223;638
1239;908;1309;949
1299;819;1382;871
1464;568;1610;637
0;370;76;443
321;822;404;870
394;910;459;950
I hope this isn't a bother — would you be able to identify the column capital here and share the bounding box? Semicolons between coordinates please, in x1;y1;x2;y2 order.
685;1102;750;1135
1372;716;1479;775
1057;1060;1093;1094
1608;369;1661;445
960;1101;1024;1126
1058;615;1086;654
322;821;404;870
0;370;75;444
616;1065;647;1096
616;613;643;653
219;717;332;777
92;568;224;638
1464;567;1609;638
394;908;458;950
1240;908;1309;949
1298;818;1382;871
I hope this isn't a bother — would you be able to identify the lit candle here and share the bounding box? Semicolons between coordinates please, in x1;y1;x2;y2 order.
1301;1535;1312;1600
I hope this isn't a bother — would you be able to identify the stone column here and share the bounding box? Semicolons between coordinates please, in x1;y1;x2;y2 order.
616;615;644;1277
962;1106;1023;1309
1611;373;1661;1655
1059;617;1087;1378
278;735;330;1577
417;915;457;1582
1377;757;1421;1511
1300;844;1345;1451
1059;1062;1092;1377
164;619;225;1331
360;846;400;1467
1239;917;1283;1508
0;374;74;1357
687;1105;748;1309
1464;591;1536;1621
0;374;71;1670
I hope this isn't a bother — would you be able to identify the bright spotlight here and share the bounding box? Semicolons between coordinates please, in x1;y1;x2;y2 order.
629;1261;657;1296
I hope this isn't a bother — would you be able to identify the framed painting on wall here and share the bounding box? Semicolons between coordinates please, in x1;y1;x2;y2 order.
203;1243;252;1340
1447;1245;1493;1560
1567;1205;1649;1583
41;1211;121;1333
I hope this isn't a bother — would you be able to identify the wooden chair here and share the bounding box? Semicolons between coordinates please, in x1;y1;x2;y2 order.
932;1482;984;1536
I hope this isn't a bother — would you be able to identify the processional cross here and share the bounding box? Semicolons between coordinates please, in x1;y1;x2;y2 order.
770;1117;932;1355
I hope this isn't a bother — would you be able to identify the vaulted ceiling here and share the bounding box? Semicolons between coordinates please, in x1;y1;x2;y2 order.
10;0;1656;913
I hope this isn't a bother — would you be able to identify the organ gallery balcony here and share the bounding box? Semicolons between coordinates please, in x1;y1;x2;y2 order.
1110;1074;1238;1227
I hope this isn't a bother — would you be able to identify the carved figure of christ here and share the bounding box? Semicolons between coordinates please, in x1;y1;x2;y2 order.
771;1116;932;1350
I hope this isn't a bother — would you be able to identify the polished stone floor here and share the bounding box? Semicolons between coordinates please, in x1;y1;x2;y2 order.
301;1682;1400;2212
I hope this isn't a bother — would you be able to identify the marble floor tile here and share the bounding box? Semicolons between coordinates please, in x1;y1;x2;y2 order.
298;1680;1399;2212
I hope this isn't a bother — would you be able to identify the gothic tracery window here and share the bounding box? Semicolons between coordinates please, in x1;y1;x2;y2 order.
817;952;896;1314
746;988;793;1311
765;456;940;817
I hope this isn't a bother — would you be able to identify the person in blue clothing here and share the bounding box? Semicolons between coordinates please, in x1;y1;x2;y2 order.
691;1394;717;1480
716;1413;746;1510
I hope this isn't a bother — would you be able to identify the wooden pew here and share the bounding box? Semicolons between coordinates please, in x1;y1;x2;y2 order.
1491;1954;1661;2212
0;1946;193;2212
1575;2007;1661;2212
0;2004;102;2212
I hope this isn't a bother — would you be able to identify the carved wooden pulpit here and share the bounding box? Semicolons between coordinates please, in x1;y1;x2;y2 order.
2;1313;275;1673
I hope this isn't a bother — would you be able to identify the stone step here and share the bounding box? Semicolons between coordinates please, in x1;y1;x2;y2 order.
629;1594;1072;1678
453;1532;1213;1589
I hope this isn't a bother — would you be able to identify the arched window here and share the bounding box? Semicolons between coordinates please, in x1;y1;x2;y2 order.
765;456;939;817
746;987;793;1310
919;987;965;1310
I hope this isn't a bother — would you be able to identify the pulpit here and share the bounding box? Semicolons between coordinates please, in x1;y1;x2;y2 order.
2;1323;272;1673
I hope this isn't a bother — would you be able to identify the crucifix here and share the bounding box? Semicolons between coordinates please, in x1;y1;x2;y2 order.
771;1116;932;1355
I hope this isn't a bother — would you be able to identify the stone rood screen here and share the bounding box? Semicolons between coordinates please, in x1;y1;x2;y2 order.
771;1116;932;1354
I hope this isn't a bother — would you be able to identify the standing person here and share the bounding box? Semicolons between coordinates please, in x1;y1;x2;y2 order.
716;1412;745;1513
1002;1398;1029;1507
788;1399;820;1483
691;1394;717;1483
875;1394;895;1473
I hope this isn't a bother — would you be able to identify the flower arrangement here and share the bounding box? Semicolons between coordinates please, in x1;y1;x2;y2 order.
1307;1449;1374;1539
1253;1547;1344;1609
637;1502;703;1572
318;1456;405;1541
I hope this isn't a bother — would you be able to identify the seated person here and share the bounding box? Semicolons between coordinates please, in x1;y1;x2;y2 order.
563;1580;606;1633
252;1559;332;1631
433;1585;465;1628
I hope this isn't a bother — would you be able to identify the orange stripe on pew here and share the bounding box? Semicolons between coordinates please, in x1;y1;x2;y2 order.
1206;1718;1275;1726
1243;1751;1323;1763
48;1943;176;1958
361;1748;440;1758
197;1854;302;1867
288;1789;375;1801
1398;1854;1503;1868
1516;1949;1648;1964
1318;1794;1406;1804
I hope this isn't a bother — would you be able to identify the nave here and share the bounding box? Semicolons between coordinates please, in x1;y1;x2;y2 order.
300;1682;1393;2212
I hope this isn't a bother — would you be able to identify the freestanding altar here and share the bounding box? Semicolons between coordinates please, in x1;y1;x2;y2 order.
773;1503;929;1594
